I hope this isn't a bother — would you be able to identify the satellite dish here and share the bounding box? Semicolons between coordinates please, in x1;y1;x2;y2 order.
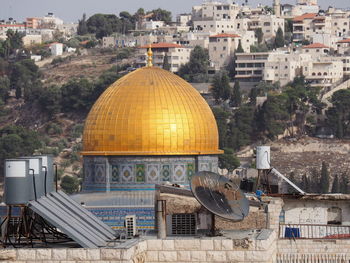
190;171;249;221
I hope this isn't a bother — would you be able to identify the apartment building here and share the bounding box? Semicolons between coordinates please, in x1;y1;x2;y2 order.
337;38;350;55
329;13;350;38
263;52;311;86
311;33;339;50
22;34;42;47
303;57;344;88
301;43;330;58
208;33;240;71
292;13;318;42
235;52;269;82
137;43;191;72
192;2;240;21
26;17;41;29
341;56;350;79
193;20;236;34
248;15;285;40
0;24;26;38
177;14;192;26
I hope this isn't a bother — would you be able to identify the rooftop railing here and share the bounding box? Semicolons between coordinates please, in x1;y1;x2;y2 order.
279;223;350;239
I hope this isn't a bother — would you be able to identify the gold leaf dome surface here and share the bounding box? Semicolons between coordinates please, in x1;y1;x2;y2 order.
82;66;222;156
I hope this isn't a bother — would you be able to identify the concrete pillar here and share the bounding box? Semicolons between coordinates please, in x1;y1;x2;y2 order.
157;200;166;239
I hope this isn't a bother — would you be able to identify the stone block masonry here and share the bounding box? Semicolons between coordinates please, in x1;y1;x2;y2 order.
0;233;350;263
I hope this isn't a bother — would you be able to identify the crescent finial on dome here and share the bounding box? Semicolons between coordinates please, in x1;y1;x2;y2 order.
147;44;153;67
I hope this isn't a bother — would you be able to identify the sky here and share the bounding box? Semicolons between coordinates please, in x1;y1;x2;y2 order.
0;0;349;23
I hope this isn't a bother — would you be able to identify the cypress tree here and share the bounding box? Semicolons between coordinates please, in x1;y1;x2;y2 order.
331;174;340;193
320;161;330;193
162;53;171;71
274;27;285;48
236;40;244;53
231;81;242;107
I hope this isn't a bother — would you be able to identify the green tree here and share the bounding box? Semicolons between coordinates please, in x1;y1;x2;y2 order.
226;55;236;80
212;107;230;148
274;27;285;48
228;105;255;150
331;174;340;193
236;40;244;53
38;85;62;117
162;54;171;71
77;13;88;35
150;8;172;23
10;59;42;101
231;81;241;107
211;71;231;102
0;76;10;102
61;78;95;112
326;89;350;138
257;94;289;139
301;174;310;192
0;125;42;176
177;46;209;82
320;161;329;193
60;175;80;194
86;14;119;38
339;173;349;194
218;148;240;174
254;28;264;44
119;11;135;34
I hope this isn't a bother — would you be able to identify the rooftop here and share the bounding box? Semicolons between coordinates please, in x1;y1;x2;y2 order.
302;43;330;49
338;38;350;43
209;33;240;38
139;42;184;49
293;13;318;22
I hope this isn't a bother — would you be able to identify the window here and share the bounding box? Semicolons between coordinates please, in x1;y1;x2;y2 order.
223;46;226;51
327;207;342;225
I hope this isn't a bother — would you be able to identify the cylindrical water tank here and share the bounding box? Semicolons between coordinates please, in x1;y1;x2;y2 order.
4;159;33;205
35;155;54;193
19;157;44;199
256;146;271;170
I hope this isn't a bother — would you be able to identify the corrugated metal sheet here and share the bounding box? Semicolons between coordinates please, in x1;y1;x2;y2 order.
28;191;117;248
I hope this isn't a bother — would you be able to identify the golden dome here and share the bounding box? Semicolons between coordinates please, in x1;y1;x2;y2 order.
82;67;222;156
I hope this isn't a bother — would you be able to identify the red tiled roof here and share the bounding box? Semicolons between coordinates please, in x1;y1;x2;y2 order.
209;33;240;38
293;13;318;22
0;24;26;27
337;38;350;43
139;43;184;49
302;43;330;49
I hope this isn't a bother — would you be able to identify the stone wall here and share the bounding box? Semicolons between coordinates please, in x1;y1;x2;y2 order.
277;239;350;262
1;234;350;263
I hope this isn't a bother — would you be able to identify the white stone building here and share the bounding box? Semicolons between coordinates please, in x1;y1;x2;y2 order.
192;1;240;21
303;56;344;88
301;43;330;58
337;38;350;55
50;43;63;56
235;52;269;83
22;34;42;47
263;52;311;86
136;43;191;72
248;15;285;40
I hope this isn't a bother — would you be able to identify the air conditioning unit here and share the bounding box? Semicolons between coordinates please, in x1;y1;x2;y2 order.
125;215;137;237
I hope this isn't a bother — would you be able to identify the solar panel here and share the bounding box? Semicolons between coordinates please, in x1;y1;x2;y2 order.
190;171;249;221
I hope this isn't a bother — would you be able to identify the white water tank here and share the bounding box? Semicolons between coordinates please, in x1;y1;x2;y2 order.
4;159;33;205
256;146;271;170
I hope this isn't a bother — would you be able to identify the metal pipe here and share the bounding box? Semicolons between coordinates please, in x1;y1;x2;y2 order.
156;200;166;239
53;164;58;192
43;166;47;196
30;169;37;201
